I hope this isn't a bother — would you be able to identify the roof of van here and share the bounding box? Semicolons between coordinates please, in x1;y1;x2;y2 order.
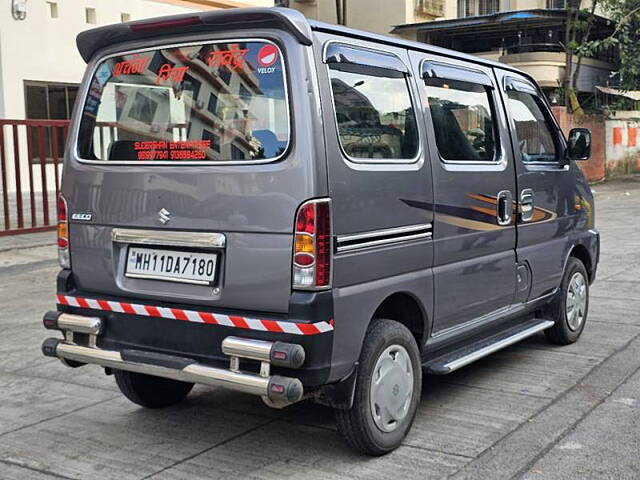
76;7;526;78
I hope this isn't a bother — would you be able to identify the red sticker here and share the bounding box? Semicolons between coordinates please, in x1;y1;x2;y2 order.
208;45;248;70
155;64;189;85
113;56;150;76
257;45;278;67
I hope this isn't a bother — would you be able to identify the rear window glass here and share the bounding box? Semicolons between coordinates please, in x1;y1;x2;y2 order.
77;41;289;163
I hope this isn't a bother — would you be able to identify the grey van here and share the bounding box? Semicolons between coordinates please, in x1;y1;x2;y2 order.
42;8;599;455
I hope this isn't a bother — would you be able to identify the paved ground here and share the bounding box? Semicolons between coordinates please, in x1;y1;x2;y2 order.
0;178;638;479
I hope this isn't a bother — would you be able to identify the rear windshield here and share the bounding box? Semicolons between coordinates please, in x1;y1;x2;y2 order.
77;40;289;163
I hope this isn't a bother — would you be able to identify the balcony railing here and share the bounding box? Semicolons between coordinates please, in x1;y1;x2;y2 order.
505;43;565;55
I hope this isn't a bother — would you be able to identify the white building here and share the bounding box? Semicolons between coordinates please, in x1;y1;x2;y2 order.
0;0;273;120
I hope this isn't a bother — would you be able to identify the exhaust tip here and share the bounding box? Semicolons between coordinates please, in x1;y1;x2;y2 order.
42;338;61;357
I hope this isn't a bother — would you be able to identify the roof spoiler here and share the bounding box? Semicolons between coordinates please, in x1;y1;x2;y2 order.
76;7;312;63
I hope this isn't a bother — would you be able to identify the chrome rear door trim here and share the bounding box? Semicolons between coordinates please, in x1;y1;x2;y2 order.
112;228;226;249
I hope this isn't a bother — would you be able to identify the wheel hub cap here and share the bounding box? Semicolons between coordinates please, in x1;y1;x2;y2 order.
566;272;587;331
369;344;414;433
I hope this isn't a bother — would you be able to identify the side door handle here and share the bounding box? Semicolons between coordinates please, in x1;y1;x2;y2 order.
520;189;534;222
496;190;513;226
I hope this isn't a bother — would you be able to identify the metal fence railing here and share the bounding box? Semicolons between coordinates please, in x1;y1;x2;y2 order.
0;119;70;236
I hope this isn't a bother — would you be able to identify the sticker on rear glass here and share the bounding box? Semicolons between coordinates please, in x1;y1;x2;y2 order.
133;140;211;161
155;64;189;85
258;45;278;67
113;55;150;77
207;45;248;70
95;64;112;87
256;45;279;74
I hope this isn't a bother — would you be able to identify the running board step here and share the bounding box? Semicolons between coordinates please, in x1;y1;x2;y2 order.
425;318;555;375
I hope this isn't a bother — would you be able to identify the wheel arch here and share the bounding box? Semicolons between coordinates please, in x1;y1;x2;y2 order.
372;291;429;352
567;243;594;282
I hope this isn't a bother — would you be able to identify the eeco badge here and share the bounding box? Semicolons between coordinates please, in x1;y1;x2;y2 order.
257;45;278;67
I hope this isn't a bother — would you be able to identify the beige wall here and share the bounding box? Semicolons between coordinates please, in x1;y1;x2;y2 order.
289;0;443;37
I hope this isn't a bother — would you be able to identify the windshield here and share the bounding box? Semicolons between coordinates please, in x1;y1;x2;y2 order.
77;40;289;163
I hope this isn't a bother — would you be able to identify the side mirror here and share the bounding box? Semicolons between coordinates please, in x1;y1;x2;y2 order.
566;128;591;161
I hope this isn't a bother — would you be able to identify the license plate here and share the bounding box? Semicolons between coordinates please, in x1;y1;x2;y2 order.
125;247;217;285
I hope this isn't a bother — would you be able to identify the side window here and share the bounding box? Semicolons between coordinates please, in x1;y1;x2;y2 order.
425;78;497;162
328;65;419;160
507;90;558;163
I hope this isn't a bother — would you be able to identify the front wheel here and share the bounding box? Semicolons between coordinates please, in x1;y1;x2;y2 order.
114;370;194;409
335;319;422;455
544;257;589;345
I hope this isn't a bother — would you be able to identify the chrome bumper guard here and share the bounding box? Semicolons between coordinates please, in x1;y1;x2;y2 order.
42;312;306;407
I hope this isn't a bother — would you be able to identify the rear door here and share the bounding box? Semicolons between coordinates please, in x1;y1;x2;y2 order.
494;69;572;300
410;53;518;334
64;33;323;314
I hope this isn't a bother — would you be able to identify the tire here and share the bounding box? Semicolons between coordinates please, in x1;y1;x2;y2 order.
544;257;589;345
335;319;422;456
114;370;194;409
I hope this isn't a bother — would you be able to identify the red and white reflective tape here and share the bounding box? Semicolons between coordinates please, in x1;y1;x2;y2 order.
56;294;334;336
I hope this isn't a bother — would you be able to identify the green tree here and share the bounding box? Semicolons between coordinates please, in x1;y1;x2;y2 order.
563;0;600;115
564;0;640;114
579;0;640;92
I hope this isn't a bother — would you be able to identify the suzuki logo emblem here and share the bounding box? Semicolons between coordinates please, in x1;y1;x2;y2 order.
158;208;171;225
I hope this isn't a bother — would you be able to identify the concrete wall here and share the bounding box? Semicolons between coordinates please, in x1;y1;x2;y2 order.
289;0;441;37
552;107;640;181
552;107;606;182
605;119;640;176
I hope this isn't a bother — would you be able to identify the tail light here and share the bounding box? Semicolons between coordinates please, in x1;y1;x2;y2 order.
57;193;70;269
292;198;332;290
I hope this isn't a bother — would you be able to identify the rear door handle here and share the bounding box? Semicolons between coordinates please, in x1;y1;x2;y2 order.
520;189;534;222
496;190;513;226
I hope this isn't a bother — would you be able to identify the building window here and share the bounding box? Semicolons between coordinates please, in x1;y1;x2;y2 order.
184;74;201;102
425;78;497;162
25;81;79;161
85;7;96;24
207;93;218;116
239;84;251;104
547;0;566;7
47;2;58;19
218;66;232;86
202;129;221;152
121;12;131;22
231;144;245;160
458;0;499;17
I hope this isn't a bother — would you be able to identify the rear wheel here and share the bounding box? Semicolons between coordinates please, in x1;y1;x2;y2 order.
335;319;422;455
114;370;194;409
544;257;589;345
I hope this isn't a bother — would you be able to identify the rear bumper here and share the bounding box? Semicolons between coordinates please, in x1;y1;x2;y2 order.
49;289;335;388
42;325;305;406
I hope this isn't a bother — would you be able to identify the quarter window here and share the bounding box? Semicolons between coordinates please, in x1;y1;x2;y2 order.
328;65;419;160
507;91;558;163
425;78;497;162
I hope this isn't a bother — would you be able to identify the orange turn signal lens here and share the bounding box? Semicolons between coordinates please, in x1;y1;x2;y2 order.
295;233;314;254
57;223;68;248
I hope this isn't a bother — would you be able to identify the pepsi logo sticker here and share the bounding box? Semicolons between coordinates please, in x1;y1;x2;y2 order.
257;45;278;67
